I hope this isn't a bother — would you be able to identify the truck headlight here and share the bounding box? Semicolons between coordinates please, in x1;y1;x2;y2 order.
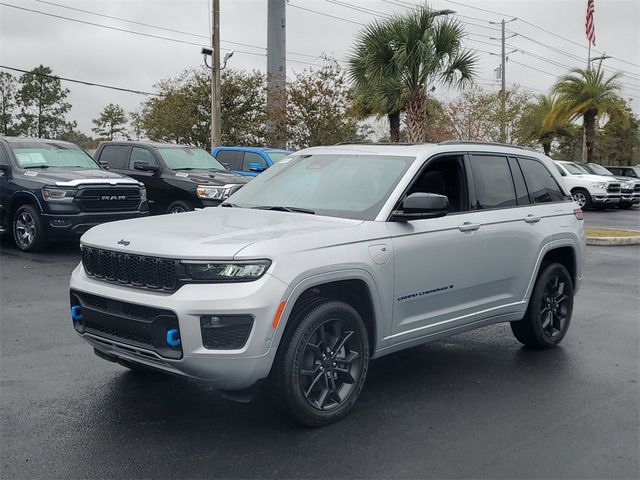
43;187;76;202
140;187;147;202
182;260;271;281
591;182;607;190
196;184;238;200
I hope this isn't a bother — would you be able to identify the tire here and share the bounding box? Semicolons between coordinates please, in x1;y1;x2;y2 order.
571;188;592;210
166;200;193;214
12;204;48;252
511;263;574;349
264;300;370;427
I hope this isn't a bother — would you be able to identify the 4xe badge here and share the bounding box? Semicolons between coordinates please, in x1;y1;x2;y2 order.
117;239;130;246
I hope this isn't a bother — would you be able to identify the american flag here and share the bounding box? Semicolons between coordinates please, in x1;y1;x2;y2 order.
586;0;596;46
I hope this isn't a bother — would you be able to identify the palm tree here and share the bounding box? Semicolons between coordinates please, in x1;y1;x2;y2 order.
348;6;477;143
518;95;570;155
547;62;626;162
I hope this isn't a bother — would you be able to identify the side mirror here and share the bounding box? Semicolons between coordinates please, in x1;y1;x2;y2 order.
391;193;449;221
134;162;159;174
98;160;109;170
248;162;266;172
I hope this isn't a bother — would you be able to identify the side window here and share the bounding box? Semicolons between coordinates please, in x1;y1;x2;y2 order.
129;147;157;169
242;152;267;171
99;145;130;169
469;155;517;209
406;155;468;213
508;157;530;205
215;150;243;170
518;158;565;204
0;146;8;166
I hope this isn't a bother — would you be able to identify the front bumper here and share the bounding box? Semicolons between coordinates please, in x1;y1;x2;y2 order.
69;264;288;390
620;192;640;205
44;210;149;236
591;193;620;206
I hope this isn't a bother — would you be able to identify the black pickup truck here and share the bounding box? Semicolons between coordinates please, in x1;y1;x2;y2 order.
93;141;250;214
0;137;148;252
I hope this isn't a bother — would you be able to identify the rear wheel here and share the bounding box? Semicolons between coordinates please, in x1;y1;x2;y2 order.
511;263;574;349
166;200;193;214
264;300;369;427
13;204;48;252
571;188;592;210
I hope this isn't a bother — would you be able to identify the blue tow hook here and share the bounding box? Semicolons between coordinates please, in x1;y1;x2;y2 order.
166;329;181;347
71;305;83;321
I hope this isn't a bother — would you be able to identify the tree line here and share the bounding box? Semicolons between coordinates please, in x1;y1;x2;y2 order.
0;6;637;164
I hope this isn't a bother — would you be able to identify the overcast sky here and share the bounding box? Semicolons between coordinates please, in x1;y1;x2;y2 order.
1;0;638;136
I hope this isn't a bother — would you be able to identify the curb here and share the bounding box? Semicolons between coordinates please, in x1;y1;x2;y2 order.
586;234;640;246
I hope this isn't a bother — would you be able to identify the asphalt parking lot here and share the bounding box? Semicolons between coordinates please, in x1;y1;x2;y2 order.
1;208;639;479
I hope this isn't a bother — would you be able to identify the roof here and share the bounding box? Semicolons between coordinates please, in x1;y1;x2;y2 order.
97;140;200;149
0;136;76;146
211;146;292;154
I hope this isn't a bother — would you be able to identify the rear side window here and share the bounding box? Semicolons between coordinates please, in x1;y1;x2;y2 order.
129;147;157;169
519;158;565;203
100;145;130;169
508;157;530;205
215;150;243;170
470;155;517;209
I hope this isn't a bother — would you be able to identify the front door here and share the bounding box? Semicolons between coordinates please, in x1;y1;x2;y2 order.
388;154;485;340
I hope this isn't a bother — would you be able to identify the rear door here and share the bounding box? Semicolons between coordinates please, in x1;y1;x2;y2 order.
466;153;545;316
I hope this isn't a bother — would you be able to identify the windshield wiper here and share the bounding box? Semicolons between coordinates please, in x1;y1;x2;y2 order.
251;205;315;214
23;165;51;169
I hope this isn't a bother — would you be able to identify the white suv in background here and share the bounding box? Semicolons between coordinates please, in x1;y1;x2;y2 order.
554;160;621;209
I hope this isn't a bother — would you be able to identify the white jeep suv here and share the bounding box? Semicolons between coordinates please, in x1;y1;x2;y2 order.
554;160;622;209
70;142;585;426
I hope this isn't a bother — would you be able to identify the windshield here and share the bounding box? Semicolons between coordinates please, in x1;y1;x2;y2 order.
561;162;590;175
158;147;226;171
226;154;415;220
9;141;99;169
267;152;290;163
587;163;613;176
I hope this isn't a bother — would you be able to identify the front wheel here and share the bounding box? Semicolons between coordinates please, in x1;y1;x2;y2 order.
511;263;574;349
264;300;370;427
166;200;193;214
13;204;48;252
571;188;592;210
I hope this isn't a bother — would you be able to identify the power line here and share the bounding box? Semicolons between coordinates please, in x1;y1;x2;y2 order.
0;65;160;96
288;3;365;25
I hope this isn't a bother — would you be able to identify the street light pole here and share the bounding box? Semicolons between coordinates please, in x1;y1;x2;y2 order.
211;0;221;149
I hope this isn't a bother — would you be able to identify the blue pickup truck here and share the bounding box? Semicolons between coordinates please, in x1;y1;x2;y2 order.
211;146;292;177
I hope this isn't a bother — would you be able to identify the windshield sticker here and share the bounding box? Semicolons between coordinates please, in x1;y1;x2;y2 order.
23;170;38;177
15;152;46;165
397;284;454;302
175;172;189;177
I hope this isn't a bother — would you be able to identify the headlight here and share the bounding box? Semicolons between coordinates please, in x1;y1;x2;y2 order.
591;182;607;190
140;187;147;202
182;260;271;281
43;187;76;202
196;184;238;200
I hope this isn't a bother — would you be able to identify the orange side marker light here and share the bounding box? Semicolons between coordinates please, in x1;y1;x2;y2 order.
272;301;286;329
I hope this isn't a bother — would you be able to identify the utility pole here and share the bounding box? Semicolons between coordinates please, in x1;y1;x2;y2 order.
490;19;516;143
211;0;221;149
266;0;286;148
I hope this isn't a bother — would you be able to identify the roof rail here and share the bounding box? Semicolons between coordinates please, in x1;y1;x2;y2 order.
333;141;419;146
438;140;538;152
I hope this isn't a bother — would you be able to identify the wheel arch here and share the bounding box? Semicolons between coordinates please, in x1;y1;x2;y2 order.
272;270;382;356
9;191;43;218
525;243;578;299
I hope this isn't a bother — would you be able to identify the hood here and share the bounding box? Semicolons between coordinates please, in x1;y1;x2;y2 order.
612;175;640;185
17;167;138;187
569;173;620;183
81;207;364;259
170;169;250;186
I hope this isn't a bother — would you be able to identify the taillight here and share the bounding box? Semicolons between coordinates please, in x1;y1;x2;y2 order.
574;208;584;220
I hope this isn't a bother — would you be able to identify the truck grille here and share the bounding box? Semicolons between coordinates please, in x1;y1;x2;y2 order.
76;187;141;212
81;246;179;291
607;183;621;193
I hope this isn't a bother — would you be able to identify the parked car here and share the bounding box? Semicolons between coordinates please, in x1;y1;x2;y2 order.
212;146;292;176
0;137;148;252
94;141;250;214
70;141;585;426
606;165;640;180
582;163;640;209
554;160;621;209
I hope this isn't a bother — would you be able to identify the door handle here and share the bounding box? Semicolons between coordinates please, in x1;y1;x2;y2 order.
458;222;480;232
524;214;541;224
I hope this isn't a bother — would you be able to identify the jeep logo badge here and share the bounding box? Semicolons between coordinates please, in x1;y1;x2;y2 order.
117;239;130;246
101;195;126;201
